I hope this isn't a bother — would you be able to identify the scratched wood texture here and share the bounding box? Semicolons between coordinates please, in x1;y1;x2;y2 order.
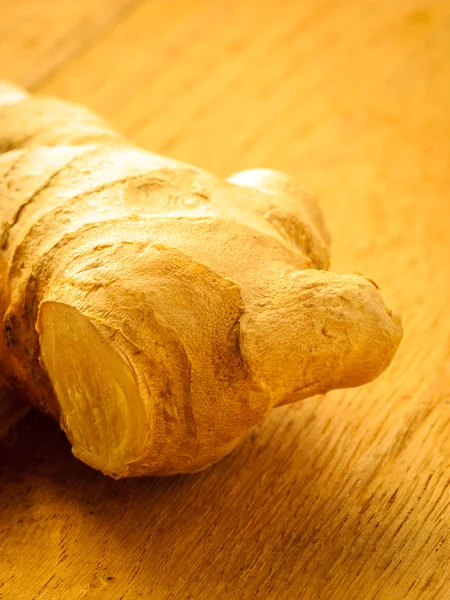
1;1;450;598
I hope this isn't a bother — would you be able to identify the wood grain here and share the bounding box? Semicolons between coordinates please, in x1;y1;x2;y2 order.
1;0;450;598
0;0;138;88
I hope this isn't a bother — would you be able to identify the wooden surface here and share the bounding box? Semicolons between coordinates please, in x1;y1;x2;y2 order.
1;0;450;598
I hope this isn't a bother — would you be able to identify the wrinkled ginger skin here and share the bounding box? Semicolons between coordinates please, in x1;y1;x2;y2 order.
0;81;402;477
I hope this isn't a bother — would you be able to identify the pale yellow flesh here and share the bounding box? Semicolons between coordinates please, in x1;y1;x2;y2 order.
39;302;145;475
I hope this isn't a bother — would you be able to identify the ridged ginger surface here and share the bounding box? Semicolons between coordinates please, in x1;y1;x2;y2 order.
0;82;402;477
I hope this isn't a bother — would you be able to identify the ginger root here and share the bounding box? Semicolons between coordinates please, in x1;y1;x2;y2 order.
0;82;402;477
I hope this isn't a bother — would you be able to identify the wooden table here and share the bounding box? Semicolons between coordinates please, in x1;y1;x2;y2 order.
1;1;449;598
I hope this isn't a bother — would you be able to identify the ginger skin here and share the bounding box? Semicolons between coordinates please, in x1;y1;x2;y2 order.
0;82;402;477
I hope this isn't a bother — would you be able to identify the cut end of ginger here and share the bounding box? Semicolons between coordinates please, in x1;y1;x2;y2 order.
38;302;146;476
